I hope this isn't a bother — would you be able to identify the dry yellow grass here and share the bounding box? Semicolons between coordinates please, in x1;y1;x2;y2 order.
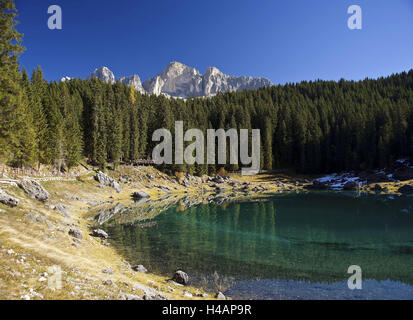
0;174;212;300
1;165;409;300
361;179;413;194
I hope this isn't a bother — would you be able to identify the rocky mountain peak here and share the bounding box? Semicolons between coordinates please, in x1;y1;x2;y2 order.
87;66;115;84
143;61;203;97
118;75;145;93
204;66;222;77
162;61;201;76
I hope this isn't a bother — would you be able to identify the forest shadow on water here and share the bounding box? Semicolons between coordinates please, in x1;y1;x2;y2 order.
101;192;413;299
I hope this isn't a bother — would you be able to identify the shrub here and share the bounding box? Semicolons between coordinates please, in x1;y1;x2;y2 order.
217;167;227;177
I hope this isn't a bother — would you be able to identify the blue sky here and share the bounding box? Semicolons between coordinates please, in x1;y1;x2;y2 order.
15;0;413;84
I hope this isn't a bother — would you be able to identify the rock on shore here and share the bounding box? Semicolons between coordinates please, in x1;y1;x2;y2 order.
97;203;122;225
172;270;189;285
92;229;109;239
18;179;50;202
95;171;121;193
0;189;19;207
132;191;150;199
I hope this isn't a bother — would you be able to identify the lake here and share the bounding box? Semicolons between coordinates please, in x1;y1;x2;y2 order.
104;192;413;299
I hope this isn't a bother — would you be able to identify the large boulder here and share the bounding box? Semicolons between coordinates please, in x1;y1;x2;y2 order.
132;191;150;199
172;270;189;285
18;179;50;202
0;189;19;207
92;229;109;239
398;185;413;195
95;171;121;193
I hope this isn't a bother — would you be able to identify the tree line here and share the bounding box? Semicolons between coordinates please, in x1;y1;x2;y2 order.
1;0;413;175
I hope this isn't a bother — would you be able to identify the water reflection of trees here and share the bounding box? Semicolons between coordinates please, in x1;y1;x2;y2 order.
106;193;413;284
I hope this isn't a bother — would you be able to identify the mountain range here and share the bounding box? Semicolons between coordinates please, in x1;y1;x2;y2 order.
64;62;273;98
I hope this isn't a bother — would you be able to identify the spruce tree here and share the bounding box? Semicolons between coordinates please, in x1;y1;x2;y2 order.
91;92;107;170
43;85;64;168
0;0;37;167
23;68;48;168
61;84;83;169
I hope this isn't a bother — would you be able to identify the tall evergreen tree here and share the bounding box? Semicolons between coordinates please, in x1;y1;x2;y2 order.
0;0;37;167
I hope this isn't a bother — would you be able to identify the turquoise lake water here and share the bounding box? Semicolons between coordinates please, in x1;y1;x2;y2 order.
105;192;413;299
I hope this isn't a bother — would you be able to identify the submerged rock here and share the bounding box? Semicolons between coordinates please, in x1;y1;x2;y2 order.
172;270;189;285
18;179;50;202
0;189;19;207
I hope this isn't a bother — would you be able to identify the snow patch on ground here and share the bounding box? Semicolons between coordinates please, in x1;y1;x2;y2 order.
314;173;365;190
396;159;409;164
313;158;413;190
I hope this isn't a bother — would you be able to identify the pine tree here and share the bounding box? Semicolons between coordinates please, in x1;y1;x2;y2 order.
263;117;273;170
43;85;64;167
0;0;38;167
91;92;107;170
107;86;122;168
21;68;48;168
61;84;83;169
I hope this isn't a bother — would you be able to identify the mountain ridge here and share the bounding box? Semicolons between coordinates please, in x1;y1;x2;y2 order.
63;62;273;98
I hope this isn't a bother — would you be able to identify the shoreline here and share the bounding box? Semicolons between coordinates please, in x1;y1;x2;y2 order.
0;164;412;300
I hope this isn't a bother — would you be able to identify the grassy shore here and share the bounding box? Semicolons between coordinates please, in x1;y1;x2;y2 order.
0;165;411;300
0;167;214;300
